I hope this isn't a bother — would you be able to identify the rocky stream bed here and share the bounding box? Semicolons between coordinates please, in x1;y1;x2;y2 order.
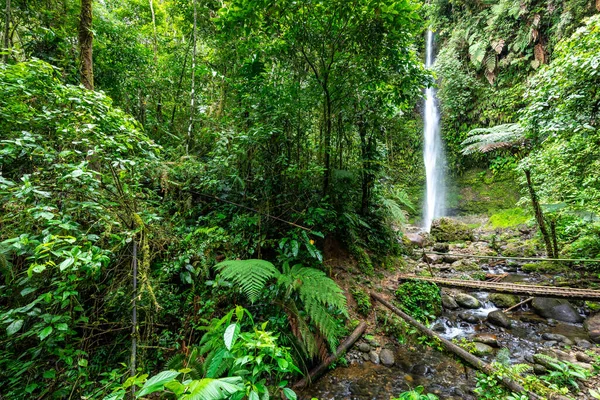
300;218;600;400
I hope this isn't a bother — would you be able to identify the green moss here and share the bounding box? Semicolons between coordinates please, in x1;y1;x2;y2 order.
430;217;474;242
489;293;520;308
501;239;537;257
452;259;480;272
489;207;530;229
521;261;564;273
447;169;521;215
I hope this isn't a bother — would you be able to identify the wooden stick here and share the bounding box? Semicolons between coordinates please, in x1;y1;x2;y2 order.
370;292;569;400
293;321;367;388
505;297;534;314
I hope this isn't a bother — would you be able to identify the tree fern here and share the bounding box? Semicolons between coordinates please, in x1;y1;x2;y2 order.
214;259;279;303
461;123;526;155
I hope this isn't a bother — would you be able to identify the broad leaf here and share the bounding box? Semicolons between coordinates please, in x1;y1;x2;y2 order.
136;370;180;397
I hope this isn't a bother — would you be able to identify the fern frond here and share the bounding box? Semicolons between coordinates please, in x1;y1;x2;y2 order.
292;266;348;314
461;123;525;155
214;259;280;303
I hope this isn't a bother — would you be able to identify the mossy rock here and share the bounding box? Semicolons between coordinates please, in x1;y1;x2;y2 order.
451;259;480;272
521;261;563;274
501;240;537;257
430;218;474;243
488;208;530;229
489;293;520;308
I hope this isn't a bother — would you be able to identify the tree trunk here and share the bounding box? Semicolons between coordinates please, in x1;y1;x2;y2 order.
2;0;10;63
78;0;94;90
322;87;332;195
524;170;555;258
550;219;559;258
186;0;197;154
358;119;369;215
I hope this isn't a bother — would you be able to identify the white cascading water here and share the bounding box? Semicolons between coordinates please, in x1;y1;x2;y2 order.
423;30;446;231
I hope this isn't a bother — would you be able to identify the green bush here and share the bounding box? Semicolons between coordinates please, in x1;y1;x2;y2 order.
394;280;441;322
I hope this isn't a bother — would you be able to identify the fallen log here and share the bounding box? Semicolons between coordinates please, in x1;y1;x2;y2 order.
293;321;367;389
370;292;569;400
505;297;534;313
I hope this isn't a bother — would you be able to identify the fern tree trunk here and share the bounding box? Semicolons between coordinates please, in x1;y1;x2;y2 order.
78;0;94;90
524;169;555;258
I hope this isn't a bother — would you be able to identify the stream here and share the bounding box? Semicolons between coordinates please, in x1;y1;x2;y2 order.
299;223;599;400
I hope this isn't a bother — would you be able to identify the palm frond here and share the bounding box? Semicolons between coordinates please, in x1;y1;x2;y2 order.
214;259;280;303
461;123;525;155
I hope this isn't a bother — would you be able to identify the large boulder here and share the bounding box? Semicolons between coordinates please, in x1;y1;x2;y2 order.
489;293;520;308
487;310;512;328
430;218;474;243
531;298;584;323
405;233;425;248
455;293;481;309
584;313;600;343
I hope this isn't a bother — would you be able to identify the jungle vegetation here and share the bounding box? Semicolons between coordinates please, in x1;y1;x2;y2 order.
1;0;599;398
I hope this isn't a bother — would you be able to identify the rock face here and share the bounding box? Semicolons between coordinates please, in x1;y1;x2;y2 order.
489;293;520;308
455;293;481;309
430;218;474;242
441;294;459;310
379;348;395;366
487;310;512;328
584;313;600;343
531;297;584;323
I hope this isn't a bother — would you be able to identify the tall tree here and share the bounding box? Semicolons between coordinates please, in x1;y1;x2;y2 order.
2;0;9;63
78;0;94;89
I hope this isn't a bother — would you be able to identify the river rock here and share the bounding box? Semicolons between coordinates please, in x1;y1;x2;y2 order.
443;254;460;263
451;259;480;272
471;333;498;347
369;350;380;364
487;310;512;328
455;293;481;309
473;342;494;356
358;343;371;353
584;312;600;343
542;333;570;344
459;312;480;324
441;294;459;310
430;217;474;242
379;348;395;366
531;297;584;323
489;293;520;308
433;242;449;253
575;338;592;348
533;364;547;374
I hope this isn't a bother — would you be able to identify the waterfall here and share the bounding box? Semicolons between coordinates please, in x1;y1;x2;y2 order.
423;30;446;231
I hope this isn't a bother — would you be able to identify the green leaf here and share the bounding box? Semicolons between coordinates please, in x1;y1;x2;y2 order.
56;323;69;331
136;370;180;397
6;320;24;336
59;257;75;271
20;287;36;296
39;326;53;340
249;391;260;400
283;388;297;400
78;358;88;367
224;323;240;351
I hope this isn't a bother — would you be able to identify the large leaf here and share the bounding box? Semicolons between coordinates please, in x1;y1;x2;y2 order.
224;323;240;350
136;370;180;397
182;377;244;400
6;320;24;336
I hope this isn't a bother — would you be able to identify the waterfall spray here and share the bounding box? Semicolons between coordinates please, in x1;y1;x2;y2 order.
423;30;446;231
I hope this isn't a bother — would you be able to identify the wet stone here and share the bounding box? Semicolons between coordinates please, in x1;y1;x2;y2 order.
441;294;459;310
487;310;512;328
455;293;481;309
532;298;584;323
459;312;480;324
358;343;371;353
369;350;380;364
433;242;450;253
472;342;494;356
379;348;395;366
